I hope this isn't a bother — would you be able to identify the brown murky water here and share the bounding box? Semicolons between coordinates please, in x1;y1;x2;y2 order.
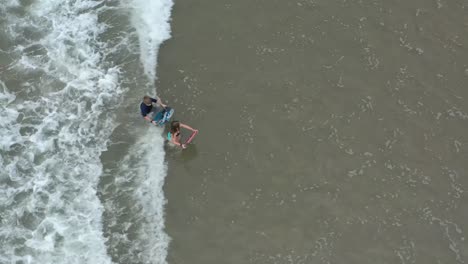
157;0;468;263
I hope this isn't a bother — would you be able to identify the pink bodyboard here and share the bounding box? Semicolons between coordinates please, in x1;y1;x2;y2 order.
184;130;198;144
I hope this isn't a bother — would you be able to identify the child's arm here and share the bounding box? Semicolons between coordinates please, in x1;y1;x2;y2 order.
171;135;186;148
144;115;158;125
155;96;167;108
142;115;157;125
180;123;197;132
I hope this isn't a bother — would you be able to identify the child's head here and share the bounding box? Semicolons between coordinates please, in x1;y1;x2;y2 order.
143;95;152;105
170;121;180;133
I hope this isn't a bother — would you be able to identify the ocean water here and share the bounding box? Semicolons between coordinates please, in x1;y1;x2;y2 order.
155;0;468;263
0;0;173;263
2;0;468;263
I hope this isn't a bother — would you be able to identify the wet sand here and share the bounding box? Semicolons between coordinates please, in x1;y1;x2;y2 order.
157;0;468;263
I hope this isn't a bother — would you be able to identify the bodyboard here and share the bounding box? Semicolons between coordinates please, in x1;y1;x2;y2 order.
184;130;199;144
153;107;174;126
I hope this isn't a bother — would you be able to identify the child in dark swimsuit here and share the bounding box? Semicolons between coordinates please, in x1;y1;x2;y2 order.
140;95;167;125
168;121;197;149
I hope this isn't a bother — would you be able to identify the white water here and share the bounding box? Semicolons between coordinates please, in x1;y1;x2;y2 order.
124;0;173;83
0;0;173;263
102;129;170;263
100;0;174;263
0;0;120;263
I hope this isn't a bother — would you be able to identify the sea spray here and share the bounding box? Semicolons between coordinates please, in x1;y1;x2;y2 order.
124;0;174;83
0;1;123;263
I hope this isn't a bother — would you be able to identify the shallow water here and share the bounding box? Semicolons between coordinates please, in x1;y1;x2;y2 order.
158;0;468;263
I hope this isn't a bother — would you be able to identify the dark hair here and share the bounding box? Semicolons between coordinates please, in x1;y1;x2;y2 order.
170;121;180;134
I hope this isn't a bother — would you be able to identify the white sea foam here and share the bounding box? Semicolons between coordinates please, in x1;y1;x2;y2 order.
1;0;174;262
123;0;173;82
99;0;174;263
103;128;170;264
0;1;123;263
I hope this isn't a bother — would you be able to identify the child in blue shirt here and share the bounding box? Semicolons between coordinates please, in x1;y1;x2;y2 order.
140;95;167;125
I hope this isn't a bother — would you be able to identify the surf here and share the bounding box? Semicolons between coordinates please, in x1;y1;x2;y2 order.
123;0;173;83
100;0;175;263
0;0;174;263
0;0;123;263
